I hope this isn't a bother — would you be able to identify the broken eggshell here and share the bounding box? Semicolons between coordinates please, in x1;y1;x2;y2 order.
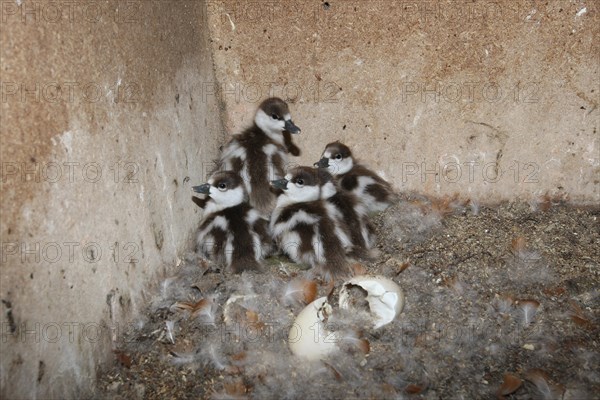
288;276;404;359
339;275;405;329
288;297;340;360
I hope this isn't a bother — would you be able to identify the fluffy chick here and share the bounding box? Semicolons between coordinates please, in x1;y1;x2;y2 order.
318;169;376;260
193;171;271;273
316;141;396;212
219;97;301;215
270;166;352;281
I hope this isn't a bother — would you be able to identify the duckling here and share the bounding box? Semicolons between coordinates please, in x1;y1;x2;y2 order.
270;166;351;281
318;170;376;260
192;171;271;273
316;141;395;212
219;97;301;215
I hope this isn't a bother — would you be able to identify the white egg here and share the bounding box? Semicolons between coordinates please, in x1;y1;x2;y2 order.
339;275;405;329
288;297;340;360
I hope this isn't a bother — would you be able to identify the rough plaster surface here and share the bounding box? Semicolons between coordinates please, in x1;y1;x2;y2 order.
207;0;599;204
0;1;222;398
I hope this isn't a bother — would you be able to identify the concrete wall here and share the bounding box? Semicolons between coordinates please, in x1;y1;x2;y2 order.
207;0;599;204
0;1;223;398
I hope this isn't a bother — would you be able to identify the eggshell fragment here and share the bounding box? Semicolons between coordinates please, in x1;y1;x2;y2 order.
339;275;405;328
223;294;258;326
288;297;339;360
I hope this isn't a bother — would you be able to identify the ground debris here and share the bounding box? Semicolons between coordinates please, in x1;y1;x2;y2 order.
95;202;600;399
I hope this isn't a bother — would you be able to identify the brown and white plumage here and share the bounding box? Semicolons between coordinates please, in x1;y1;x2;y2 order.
270;166;351;281
318;170;376;260
316;141;396;213
219;98;301;216
192;171;272;273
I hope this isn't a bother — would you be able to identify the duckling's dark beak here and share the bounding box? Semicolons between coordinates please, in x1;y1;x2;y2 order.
192;183;210;194
284;119;301;134
314;158;329;168
270;178;289;190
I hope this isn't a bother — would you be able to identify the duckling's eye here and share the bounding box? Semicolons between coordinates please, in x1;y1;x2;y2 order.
335;154;342;160
217;183;227;191
296;179;304;187
271;114;279;120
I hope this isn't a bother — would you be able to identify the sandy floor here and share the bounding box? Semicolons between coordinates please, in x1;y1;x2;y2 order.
95;199;599;399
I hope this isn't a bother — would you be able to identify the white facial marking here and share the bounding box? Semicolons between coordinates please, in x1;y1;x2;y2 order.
329;156;353;176
255;109;285;144
286;183;320;203
208;185;245;208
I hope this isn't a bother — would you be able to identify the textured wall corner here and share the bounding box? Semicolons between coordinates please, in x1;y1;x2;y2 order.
207;0;599;204
0;1;222;398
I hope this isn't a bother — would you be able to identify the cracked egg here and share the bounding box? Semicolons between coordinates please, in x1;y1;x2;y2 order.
339;275;405;329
